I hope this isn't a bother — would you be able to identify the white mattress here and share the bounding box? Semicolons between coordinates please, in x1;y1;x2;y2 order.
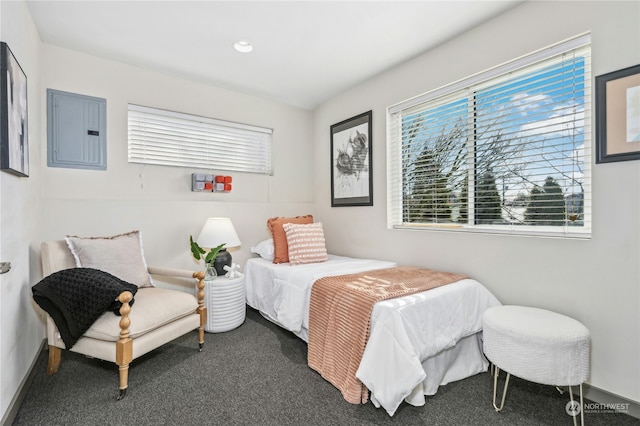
244;255;501;416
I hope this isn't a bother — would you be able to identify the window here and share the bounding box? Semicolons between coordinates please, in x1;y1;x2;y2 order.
128;104;272;174
387;34;591;238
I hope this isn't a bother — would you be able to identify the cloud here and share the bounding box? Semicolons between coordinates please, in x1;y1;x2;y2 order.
519;101;585;139
511;93;550;114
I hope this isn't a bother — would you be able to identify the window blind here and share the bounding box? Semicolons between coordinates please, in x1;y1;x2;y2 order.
128;104;272;175
387;34;591;238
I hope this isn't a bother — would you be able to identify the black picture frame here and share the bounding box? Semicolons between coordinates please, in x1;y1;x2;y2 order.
330;110;373;207
595;63;640;164
0;42;29;177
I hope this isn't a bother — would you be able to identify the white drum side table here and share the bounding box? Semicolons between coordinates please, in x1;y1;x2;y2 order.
203;275;246;333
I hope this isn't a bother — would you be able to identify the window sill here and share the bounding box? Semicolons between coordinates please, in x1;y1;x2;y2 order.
392;224;591;240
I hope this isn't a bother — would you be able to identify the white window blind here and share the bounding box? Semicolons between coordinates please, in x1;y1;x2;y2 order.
128;104;272;174
387;34;591;238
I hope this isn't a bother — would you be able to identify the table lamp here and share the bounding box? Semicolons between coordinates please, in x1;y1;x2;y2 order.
196;217;241;276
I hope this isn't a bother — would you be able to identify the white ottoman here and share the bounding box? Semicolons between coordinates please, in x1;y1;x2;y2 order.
483;305;590;425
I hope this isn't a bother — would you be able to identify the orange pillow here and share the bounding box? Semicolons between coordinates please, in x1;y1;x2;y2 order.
267;215;314;263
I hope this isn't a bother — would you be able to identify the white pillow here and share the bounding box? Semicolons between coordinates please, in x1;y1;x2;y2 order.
65;230;154;288
250;238;275;261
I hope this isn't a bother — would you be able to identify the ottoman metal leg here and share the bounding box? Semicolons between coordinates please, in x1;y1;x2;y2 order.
492;366;511;412
568;384;585;426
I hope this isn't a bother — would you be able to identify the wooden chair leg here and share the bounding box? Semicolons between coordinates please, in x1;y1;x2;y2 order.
194;271;206;351
47;345;62;375
117;364;130;400
115;291;133;400
198;309;206;351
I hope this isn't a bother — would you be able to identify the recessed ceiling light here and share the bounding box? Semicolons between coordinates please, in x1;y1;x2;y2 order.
233;41;253;53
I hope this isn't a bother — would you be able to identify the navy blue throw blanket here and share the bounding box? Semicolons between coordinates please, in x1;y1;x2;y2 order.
32;268;138;349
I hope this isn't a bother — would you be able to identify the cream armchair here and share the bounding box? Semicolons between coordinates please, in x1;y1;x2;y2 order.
39;238;206;399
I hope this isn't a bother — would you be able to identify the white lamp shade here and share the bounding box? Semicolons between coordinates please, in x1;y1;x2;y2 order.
197;217;241;249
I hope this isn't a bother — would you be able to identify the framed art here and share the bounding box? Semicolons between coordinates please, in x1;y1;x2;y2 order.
0;42;29;177
595;63;640;164
330;110;373;207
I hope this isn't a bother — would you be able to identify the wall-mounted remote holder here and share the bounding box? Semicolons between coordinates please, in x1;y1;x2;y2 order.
191;173;232;192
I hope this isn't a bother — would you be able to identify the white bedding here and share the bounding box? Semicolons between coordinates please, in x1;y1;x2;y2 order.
244;255;501;416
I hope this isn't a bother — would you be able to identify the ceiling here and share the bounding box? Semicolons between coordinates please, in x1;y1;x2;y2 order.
26;1;522;110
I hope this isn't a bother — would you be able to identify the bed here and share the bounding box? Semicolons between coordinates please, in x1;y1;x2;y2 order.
244;254;502;416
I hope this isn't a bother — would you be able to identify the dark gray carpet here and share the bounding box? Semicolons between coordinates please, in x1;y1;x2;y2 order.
13;308;637;425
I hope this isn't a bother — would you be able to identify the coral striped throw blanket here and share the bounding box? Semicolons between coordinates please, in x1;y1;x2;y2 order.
307;266;467;404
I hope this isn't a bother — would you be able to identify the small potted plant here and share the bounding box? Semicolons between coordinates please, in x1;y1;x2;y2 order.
190;235;225;280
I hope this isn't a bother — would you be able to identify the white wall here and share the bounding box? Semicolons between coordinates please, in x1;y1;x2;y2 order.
38;45;315;273
314;1;640;404
0;0;42;420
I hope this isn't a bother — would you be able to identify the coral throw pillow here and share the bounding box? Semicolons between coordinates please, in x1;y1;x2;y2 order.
267;215;313;263
283;222;328;265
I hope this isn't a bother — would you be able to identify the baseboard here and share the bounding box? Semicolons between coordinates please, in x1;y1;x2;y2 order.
583;383;640;420
1;339;46;426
